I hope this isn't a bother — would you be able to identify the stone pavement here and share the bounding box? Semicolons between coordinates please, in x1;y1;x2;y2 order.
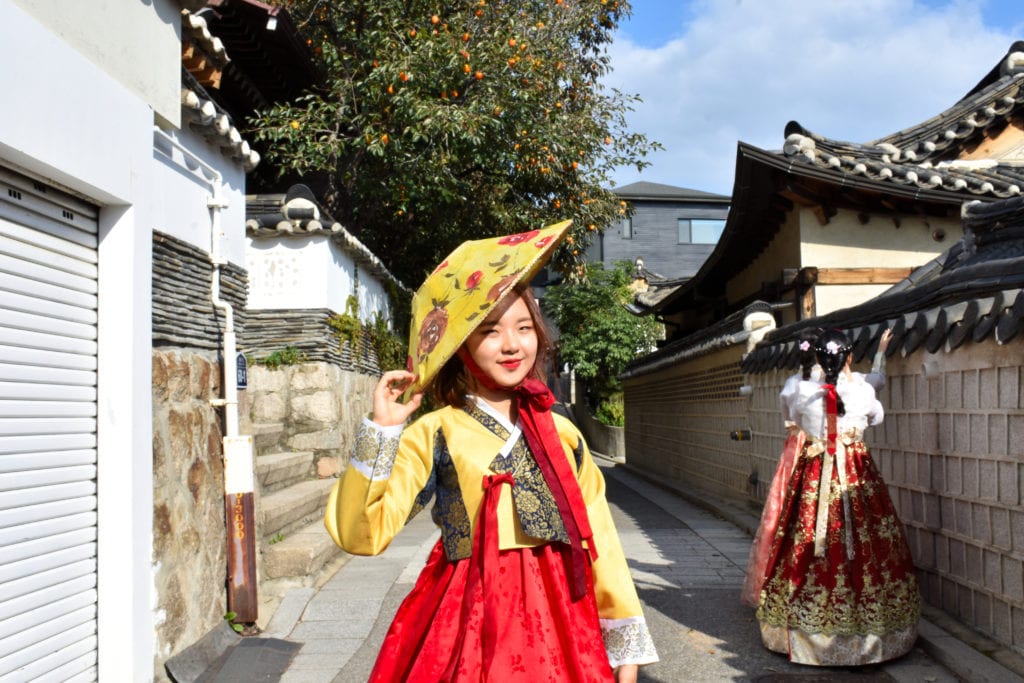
250;457;1024;683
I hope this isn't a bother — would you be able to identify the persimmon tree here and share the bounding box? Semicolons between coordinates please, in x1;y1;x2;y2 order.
254;0;659;283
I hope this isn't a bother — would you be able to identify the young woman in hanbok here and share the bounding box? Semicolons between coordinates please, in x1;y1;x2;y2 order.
742;329;892;607
324;221;658;682
755;329;920;665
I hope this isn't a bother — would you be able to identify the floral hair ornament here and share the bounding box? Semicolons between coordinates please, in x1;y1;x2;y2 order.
405;220;573;395
799;340;810;352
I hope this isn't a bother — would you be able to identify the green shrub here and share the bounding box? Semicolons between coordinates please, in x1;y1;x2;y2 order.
595;393;624;427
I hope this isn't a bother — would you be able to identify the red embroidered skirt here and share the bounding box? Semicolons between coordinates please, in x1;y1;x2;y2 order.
756;441;921;665
368;540;614;682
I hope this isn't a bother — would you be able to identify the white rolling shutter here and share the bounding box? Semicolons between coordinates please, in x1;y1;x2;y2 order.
0;166;98;682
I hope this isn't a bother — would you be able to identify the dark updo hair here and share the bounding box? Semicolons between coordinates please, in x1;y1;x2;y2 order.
798;327;823;380
814;329;851;416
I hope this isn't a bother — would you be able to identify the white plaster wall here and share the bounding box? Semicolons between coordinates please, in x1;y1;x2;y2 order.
150;126;248;267
0;2;213;679
799;207;963;317
11;0;182;127
799;208;962;267
248;235;394;322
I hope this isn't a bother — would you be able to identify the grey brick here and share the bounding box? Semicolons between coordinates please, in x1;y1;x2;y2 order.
939;413;954;453
936;534;951;573
962;457;979;498
990;414;1009;457
931;454;945;490
1003;555;1024;601
924;494;942;529
916;529;936;569
1012;510;1024;554
1011;415;1024;457
958;584;974;620
955;413;971;454
942;577;959;613
950;538;966;578
927;374;945;410
980;367;999;410
966;544;983;584
946;372;963;410
984;548;1002;592
994;599;1013;645
980;459;998;501
999;461;1018;505
998;365;1020;409
941;496;957;533
975;591;993;632
974;503;993;545
946;457;962;496
1013;605;1024;649
971;413;988;456
993;507;1012;550
964;370;980;410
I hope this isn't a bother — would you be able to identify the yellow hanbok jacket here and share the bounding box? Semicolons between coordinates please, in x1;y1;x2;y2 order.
324;401;658;667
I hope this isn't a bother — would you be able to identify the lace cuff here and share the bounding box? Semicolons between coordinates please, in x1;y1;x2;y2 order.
601;616;659;667
349;417;403;481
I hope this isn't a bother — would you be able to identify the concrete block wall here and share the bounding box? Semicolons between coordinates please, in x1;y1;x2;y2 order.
623;345;755;505
876;340;1024;655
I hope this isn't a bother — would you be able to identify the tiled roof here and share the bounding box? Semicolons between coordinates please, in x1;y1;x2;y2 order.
181;10;260;171
780;45;1024;200
622;302;774;379
246;184;409;292
741;196;1024;375
639;41;1024;319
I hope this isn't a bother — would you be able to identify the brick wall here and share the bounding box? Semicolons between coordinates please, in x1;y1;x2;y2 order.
879;340;1024;653
623;344;756;506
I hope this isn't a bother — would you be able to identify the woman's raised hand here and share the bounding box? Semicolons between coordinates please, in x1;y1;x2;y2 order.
372;370;423;427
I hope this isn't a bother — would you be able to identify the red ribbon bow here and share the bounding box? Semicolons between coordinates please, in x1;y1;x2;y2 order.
474;472;515;671
457;351;597;601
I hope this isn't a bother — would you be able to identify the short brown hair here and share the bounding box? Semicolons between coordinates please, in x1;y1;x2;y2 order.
430;284;553;407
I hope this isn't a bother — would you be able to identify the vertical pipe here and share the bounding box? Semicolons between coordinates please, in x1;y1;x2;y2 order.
154;128;258;621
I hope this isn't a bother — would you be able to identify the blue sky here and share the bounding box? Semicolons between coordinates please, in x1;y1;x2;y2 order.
606;0;1024;194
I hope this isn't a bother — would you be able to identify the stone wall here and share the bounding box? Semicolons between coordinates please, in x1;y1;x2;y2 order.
151;349;227;680
243;361;378;477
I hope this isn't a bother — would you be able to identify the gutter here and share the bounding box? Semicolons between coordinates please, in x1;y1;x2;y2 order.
154;127;258;623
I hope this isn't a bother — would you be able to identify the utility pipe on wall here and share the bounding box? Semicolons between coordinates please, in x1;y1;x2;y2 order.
154;128;258;622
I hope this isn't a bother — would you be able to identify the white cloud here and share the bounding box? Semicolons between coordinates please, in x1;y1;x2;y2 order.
606;0;1018;194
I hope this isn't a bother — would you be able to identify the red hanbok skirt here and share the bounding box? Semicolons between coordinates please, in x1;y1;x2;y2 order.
368;540;614;682
756;440;921;666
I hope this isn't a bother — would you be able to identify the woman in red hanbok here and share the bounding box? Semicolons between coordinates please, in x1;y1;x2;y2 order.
324;223;657;682
755;329;920;665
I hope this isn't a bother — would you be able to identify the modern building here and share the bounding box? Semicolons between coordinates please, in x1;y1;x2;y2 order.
587;181;730;279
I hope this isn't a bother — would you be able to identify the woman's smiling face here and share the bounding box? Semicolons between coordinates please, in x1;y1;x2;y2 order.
464;292;538;391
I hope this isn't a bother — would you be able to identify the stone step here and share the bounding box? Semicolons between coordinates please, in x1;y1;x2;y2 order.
259;478;336;540
256;451;313;493
251;421;285;455
261;519;344;580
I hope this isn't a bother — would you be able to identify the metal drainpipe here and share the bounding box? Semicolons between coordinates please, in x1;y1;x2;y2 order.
154;128;258;622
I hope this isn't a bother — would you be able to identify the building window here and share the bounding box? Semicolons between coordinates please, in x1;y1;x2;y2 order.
677;219;690;244
692;219;726;244
621;217;632;239
678;218;726;244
